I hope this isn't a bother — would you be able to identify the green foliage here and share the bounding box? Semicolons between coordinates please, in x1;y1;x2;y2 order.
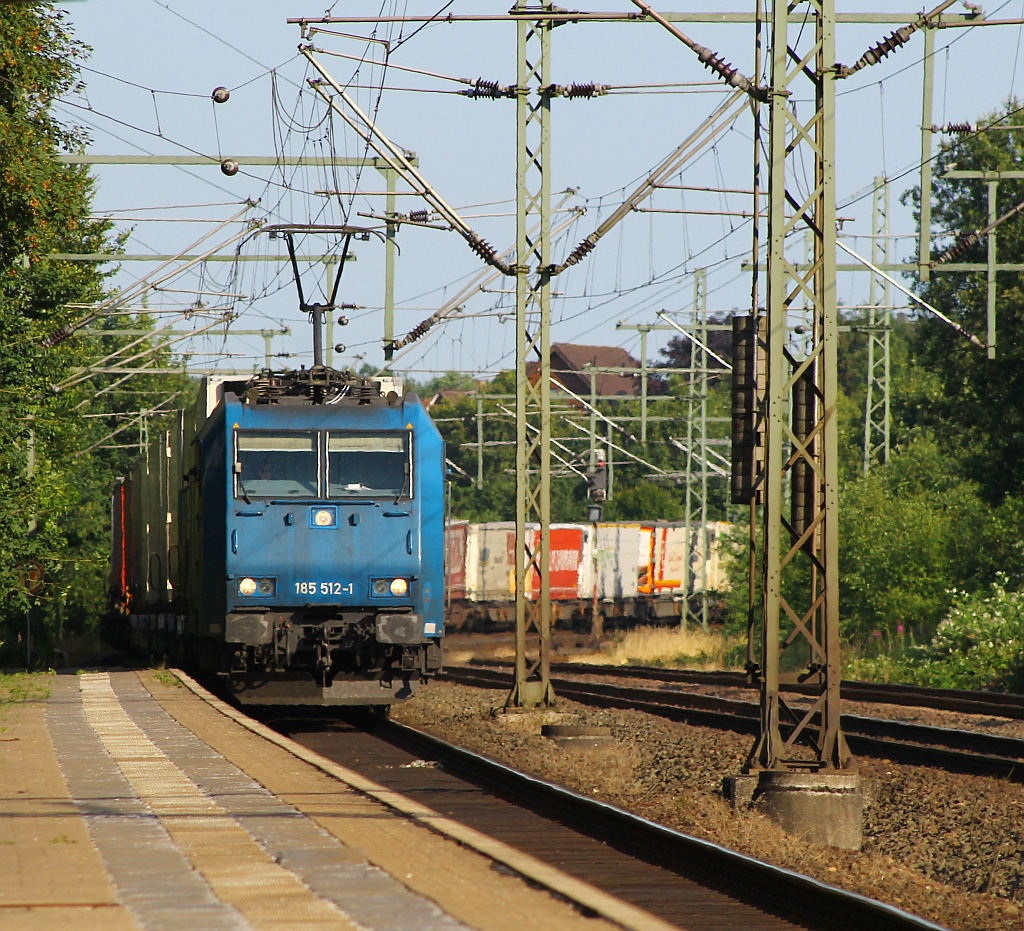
603;482;684;521
904;98;1024;504
838;433;992;643
851;578;1024;692
0;6;192;664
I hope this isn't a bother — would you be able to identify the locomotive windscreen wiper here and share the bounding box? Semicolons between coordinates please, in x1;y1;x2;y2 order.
234;462;253;505
394;464;409;505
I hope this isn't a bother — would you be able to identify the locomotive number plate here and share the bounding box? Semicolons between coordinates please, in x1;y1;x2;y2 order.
295;581;353;596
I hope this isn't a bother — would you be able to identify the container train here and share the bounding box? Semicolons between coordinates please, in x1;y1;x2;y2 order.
444;519;732;631
107;366;445;706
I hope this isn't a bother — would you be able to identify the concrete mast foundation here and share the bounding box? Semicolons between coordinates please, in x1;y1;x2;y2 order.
725;771;864;851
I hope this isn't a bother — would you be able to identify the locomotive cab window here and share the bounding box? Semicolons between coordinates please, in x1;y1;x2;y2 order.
327;434;409;498
236;433;317;498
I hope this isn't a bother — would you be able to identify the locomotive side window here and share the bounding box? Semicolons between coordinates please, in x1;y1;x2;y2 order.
327;434;409;498
236;432;318;498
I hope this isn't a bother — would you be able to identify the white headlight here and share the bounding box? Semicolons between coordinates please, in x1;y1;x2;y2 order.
313;508;336;527
238;577;258;596
390;578;409;596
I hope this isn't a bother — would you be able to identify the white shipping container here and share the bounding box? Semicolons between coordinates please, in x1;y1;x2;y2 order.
465;522;517;602
595;523;641;600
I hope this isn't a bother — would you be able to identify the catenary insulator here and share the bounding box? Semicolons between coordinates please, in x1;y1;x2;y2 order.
463;78;505;99
408;209;430;223
692;45;767;102
730;315;766;505
935;230;980;265
220;159;239;176
563;237;596;269
565;83;603;98
838;25;914;77
43;324;73;348
211;86;230;104
395;319;432;350
469;235;498;263
944;122;974;135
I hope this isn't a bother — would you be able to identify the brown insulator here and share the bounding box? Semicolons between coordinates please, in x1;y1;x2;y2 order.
696;46;738;82
566;82;598;98
693;45;767;101
730;315;766;506
563;238;597;268
42;324;73;348
469;236;497;262
839;25;915;77
408;209;430;223
944;122;974;135
464;78;503;99
936;230;980;264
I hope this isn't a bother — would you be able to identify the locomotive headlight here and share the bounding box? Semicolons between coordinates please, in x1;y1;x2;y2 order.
312;507;336;527
238;576;276;597
371;577;409;597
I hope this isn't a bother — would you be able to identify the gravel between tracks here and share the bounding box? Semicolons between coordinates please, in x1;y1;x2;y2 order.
391;678;1024;931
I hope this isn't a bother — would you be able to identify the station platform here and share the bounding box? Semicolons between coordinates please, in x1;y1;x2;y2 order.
0;669;673;931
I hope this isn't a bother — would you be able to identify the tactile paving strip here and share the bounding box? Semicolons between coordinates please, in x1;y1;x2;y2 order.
47;675;249;931
109;675;467;931
75;673;358;930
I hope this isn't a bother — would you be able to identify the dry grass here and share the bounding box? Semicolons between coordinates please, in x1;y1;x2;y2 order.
446;643;519;665
0;671;52;705
569;625;742;670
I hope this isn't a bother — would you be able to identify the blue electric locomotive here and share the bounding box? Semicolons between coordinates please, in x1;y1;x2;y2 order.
109;366;445;706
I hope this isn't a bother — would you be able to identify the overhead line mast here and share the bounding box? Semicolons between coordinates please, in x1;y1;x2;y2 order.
292;6;993;745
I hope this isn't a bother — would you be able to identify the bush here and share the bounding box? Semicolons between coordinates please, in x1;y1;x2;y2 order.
851;577;1024;692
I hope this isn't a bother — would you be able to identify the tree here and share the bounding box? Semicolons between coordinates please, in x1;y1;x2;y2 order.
904;98;1024;504
0;6;191;663
838;434;990;644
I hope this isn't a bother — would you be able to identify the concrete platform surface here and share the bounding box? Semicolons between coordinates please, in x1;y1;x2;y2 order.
0;670;672;931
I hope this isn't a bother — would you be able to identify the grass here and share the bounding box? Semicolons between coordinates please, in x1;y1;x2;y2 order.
569;625;745;671
0;671;53;705
151;669;182;689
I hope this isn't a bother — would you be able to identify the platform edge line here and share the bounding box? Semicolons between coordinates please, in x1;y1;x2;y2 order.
165;669;677;931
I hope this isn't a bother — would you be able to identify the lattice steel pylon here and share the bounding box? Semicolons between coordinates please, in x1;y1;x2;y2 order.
508;5;555;708
683;269;710;628
748;0;853;773
863;176;891;473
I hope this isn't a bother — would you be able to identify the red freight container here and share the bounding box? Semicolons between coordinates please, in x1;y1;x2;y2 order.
444;520;468;601
530;524;586;600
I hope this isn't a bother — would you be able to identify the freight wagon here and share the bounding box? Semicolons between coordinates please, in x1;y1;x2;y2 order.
444;519;732;631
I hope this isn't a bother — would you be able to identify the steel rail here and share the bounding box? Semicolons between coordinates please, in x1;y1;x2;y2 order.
379;718;945;931
470;658;1024;720
443;666;1024;782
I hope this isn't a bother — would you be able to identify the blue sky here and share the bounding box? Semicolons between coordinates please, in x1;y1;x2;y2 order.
58;2;1024;382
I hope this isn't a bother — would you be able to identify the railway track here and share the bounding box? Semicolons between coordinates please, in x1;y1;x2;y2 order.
444;664;1024;782
259;707;942;931
529;660;1024;720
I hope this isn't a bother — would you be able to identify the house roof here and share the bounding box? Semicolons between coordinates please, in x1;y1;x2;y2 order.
548;342;640;397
